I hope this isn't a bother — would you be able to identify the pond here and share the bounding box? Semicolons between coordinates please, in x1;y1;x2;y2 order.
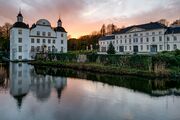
0;63;180;120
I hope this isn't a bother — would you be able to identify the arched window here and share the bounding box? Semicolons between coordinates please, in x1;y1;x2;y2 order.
167;44;170;50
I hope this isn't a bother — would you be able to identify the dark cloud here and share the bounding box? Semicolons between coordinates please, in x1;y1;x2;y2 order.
0;0;179;38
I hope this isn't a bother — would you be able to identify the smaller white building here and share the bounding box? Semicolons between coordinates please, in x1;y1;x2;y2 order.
10;11;68;61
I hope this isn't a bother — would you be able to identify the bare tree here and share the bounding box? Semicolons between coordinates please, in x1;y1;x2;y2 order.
100;24;106;36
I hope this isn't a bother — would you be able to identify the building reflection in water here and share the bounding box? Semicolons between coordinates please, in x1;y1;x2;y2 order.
9;63;67;109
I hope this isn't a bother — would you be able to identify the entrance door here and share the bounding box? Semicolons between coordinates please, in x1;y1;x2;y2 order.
133;46;138;53
119;46;124;52
151;45;157;53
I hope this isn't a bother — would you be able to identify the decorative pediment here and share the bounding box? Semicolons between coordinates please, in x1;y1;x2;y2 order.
127;27;145;33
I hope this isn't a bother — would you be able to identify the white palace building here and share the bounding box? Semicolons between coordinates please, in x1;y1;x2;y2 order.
99;22;180;54
10;11;67;61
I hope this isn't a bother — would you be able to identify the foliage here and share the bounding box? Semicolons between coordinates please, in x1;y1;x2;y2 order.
68;23;118;51
0;23;12;51
107;42;115;54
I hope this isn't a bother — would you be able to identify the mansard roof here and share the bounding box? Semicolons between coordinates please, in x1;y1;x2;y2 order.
114;22;167;34
99;35;115;41
54;26;67;33
165;27;180;34
12;22;29;29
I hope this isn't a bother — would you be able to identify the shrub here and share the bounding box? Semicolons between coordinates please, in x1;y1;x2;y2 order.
107;43;115;54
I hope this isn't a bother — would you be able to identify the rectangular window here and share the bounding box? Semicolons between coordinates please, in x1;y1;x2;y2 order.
140;38;143;43
61;40;63;44
125;46;127;50
147;45;149;50
129;39;131;44
18;71;22;77
18;46;22;52
18;38;22;43
141;45;143;51
48;39;51;44
152;37;155;42
37;46;40;52
18;29;22;34
43;39;46;43
61;34;64;37
61;47;63;52
133;38;136;43
159;36;162;42
129;46;132;51
174;36;177;41
146;38;149;42
125;39;127;44
159;45;163;50
48;32;51;37
136;38;138;43
167;37;170;41
174;44;177;50
31;38;34;43
53;40;56;44
116;40;118;44
42;32;46;36
31;46;35;52
37;39;40;43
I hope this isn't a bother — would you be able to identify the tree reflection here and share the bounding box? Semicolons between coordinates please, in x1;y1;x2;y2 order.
34;66;180;97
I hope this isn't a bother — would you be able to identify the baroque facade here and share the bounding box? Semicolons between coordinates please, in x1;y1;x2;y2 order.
10;11;67;61
99;22;180;54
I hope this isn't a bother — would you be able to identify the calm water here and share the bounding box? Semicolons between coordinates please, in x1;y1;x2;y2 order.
0;63;180;120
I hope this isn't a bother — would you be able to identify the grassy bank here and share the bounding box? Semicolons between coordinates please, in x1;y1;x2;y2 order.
30;60;175;78
33;50;180;78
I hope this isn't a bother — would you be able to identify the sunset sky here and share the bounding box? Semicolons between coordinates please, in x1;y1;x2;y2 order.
0;0;179;38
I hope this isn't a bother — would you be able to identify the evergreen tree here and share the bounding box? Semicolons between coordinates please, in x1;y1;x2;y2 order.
107;42;115;54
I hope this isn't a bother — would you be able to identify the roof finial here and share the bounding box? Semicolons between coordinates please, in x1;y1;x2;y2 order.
19;7;21;14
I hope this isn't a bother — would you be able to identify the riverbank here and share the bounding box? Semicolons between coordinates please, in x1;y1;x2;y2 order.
30;60;176;78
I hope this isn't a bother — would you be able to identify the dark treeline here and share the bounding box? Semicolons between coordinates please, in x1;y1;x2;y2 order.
68;24;119;51
0;23;12;51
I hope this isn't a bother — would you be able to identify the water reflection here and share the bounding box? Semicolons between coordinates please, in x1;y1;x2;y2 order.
9;63;67;109
0;63;180;120
34;66;180;97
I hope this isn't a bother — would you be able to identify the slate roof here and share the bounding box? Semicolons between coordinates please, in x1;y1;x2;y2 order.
99;35;115;41
114;22;167;34
54;27;67;33
12;22;29;29
165;27;180;34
